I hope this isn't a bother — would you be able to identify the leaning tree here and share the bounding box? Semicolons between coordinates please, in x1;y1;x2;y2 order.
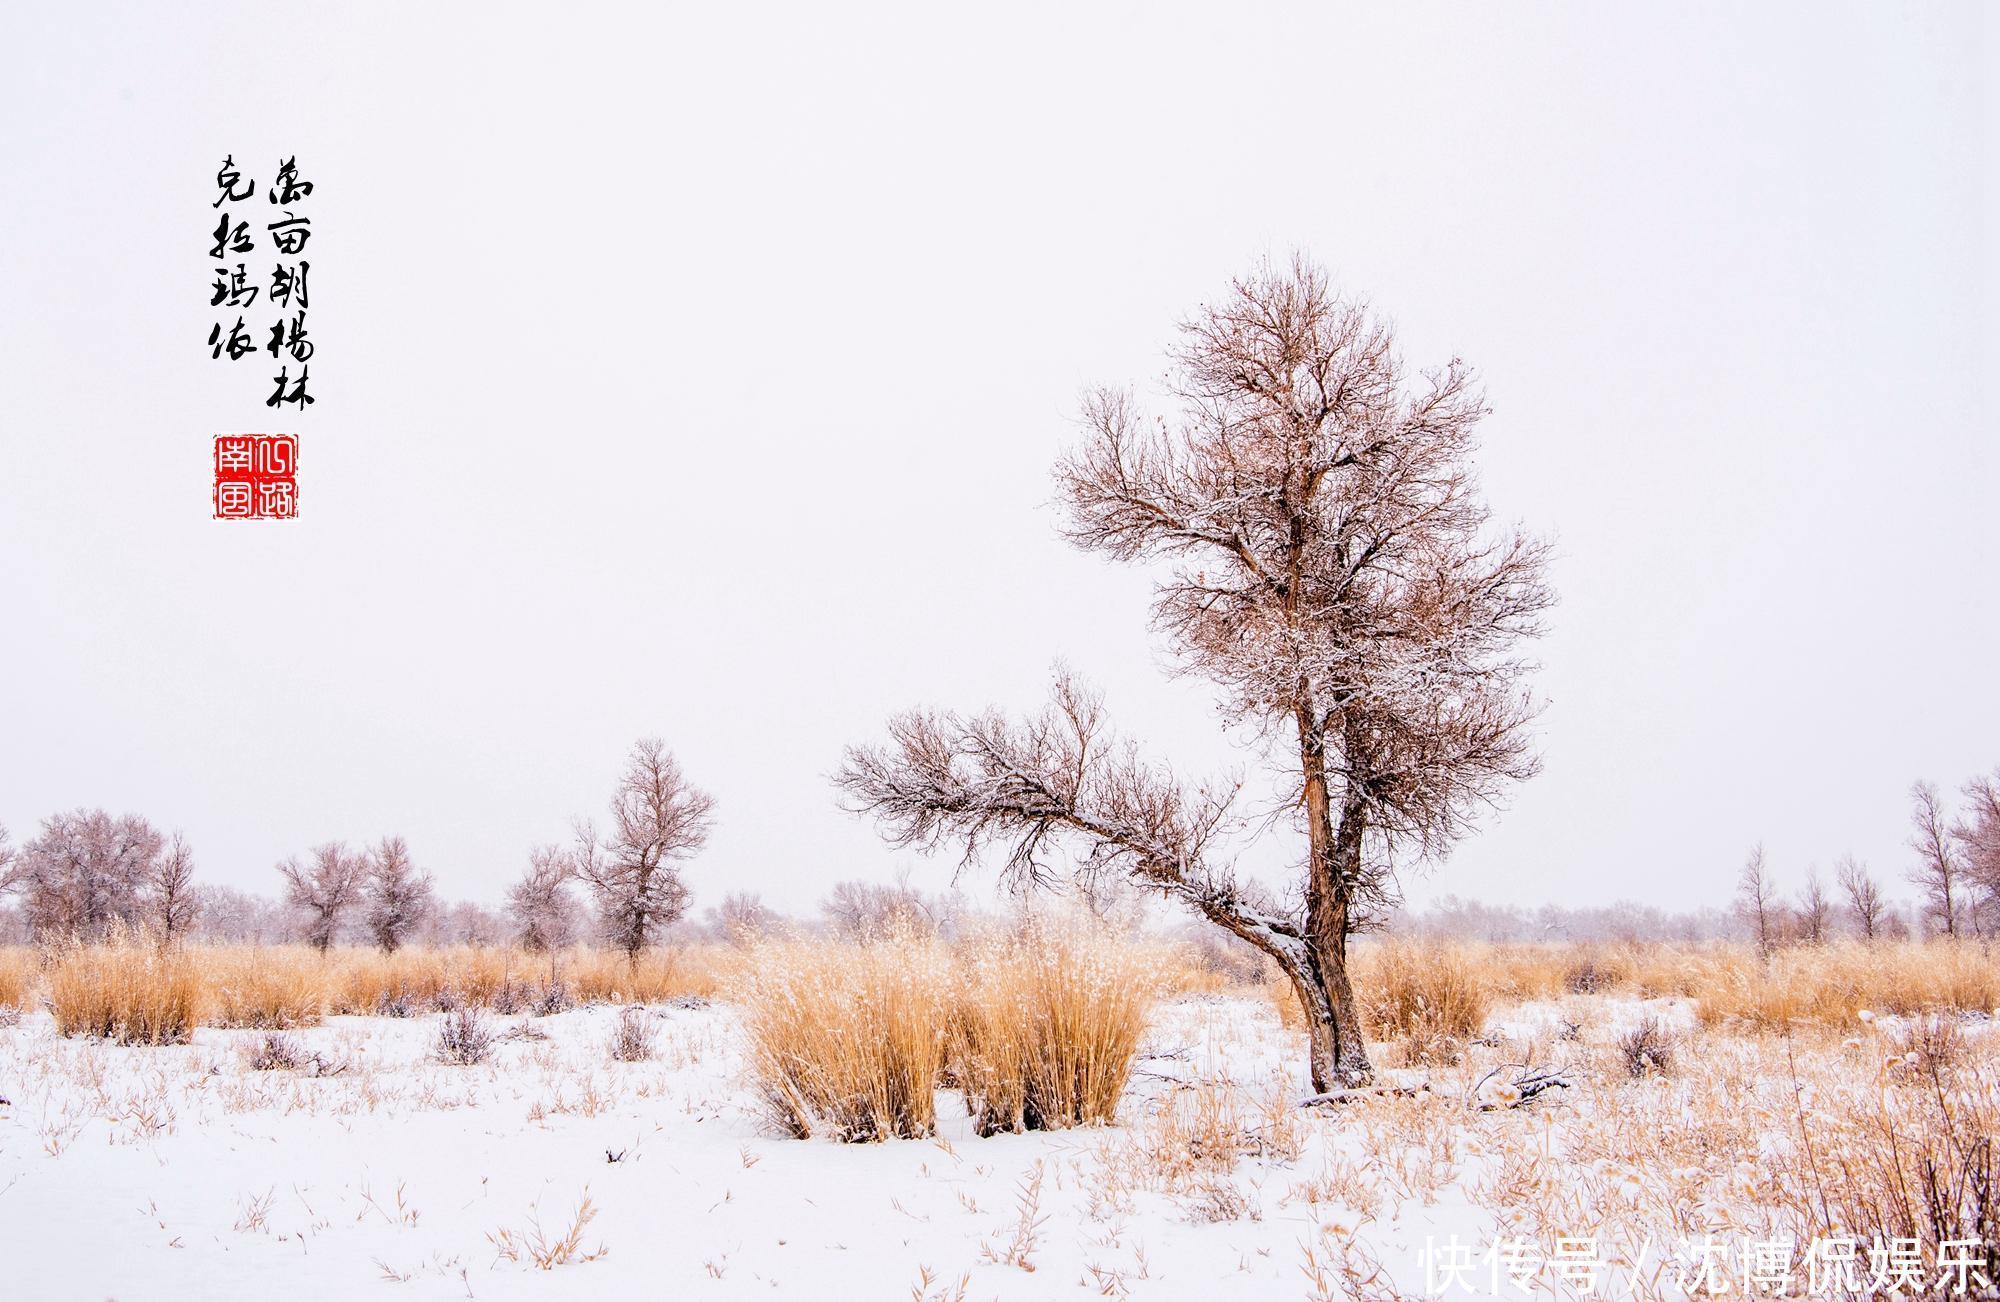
838;258;1552;1090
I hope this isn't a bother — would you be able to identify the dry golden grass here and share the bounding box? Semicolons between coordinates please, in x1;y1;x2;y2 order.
45;932;201;1045
1686;940;2000;1030
1262;938;2000;1047
0;945;35;1011
203;946;328;1028
15;940;730;1035
1353;940;1493;1064
737;922;1161;1142
737;933;952;1140
950;921;1157;1134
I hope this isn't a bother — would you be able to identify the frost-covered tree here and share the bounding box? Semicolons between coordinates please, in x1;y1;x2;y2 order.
838;259;1552;1090
1795;866;1830;945
148;832;200;944
363;835;435;952
712;891;779;946
191;884;289;943
1735;844;1782;957
278;842;368;952
1906;781;1967;938
432;900;505;946
573;739;714;959
1836;854;1884;940
507;845;581;951
1955;769;2000;934
8;810;165;940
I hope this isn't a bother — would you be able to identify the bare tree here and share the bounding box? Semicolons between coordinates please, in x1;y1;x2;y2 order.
9;810;165;940
572;739;714;959
1734;844;1781;958
1795;866;1830;945
147;832;200;945
1836;854;1884;940
362;835;435;952
1906;781;1966;938
819;878;939;940
839;259;1552;1091
712;891;780;946
191;884;289;943
278;842;368;952
506;845;581;952
1955;768;2000;934
433;900;505;946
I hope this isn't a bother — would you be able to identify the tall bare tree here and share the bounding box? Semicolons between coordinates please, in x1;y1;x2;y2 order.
573;738;714;959
278;842;368;952
1955;768;2000;934
1906;780;1966;938
1836;854;1884;940
839;259;1552;1090
1795;866;1830;945
147;832;200;945
363;835;435;952
506;845;581;952
1735;844;1781;958
8;810;165;940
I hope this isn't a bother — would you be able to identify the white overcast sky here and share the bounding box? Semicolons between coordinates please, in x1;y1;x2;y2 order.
1;3;1993;917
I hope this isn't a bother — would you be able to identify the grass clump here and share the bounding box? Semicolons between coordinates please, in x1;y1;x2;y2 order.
739;934;950;1141
46;930;201;1045
951;921;1156;1135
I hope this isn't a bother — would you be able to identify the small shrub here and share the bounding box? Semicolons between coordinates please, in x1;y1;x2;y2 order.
491;977;532;1016
1888;1013;1966;1078
434;1005;495;1065
1563;955;1614;994
375;986;420;1019
608;1006;657;1062
1615;1017;1675;1078
247;1031;308;1071
534;980;575;1017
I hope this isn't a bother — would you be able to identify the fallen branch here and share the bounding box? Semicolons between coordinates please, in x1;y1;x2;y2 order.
1300;1081;1430;1108
1468;1062;1573;1110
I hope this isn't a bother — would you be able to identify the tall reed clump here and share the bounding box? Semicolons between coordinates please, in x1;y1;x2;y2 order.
738;934;950;1141
46;930;202;1045
0;946;37;1013
950;922;1157;1135
204;946;327;1028
1352;940;1492;1065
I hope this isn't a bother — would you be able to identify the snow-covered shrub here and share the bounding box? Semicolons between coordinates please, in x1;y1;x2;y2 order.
608;1006;657;1062
433;1005;494;1065
1614;1016;1675;1077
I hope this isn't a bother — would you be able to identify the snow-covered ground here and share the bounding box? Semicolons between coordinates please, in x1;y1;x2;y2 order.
0;996;1458;1300
4;992;1983;1300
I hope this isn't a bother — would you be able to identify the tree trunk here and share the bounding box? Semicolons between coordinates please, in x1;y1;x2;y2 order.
1293;704;1374;1091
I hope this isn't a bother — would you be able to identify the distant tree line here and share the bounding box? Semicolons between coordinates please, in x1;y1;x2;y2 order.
1730;769;2000;953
